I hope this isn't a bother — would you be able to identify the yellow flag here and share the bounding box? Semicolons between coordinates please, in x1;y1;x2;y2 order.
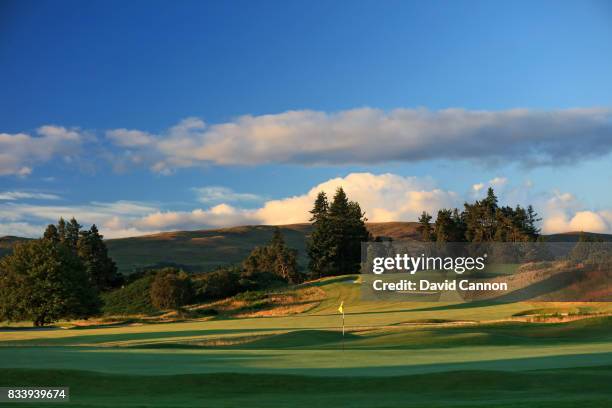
338;301;344;315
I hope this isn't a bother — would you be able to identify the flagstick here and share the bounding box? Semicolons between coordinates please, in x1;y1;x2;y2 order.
342;312;345;352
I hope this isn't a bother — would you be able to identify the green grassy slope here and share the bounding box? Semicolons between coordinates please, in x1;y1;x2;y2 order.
1;277;611;407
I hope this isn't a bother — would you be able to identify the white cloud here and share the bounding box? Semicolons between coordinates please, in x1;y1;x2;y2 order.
489;177;508;187
106;129;155;147
0;173;458;238
0;191;60;201
105;108;612;172
471;176;508;196
541;191;611;234
0;222;46;238
0;126;82;176
472;183;485;192
193;186;262;204
254;173;458;225
2;173;610;238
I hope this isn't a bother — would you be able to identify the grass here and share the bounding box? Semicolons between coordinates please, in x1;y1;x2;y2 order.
0;367;610;408
1;275;611;407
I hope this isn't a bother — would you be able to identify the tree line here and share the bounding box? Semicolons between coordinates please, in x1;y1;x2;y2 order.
0;186;550;325
417;187;541;243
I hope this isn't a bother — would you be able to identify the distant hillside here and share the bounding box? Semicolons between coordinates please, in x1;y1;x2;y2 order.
105;222;420;275
543;231;612;243
1;223;610;275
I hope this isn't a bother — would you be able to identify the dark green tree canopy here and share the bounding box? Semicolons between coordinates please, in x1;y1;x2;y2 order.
427;188;540;243
78;224;122;291
307;187;371;278
0;239;99;326
150;268;194;311
243;228;301;284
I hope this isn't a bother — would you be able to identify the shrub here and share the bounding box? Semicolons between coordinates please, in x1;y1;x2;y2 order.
150;269;194;310
101;275;156;315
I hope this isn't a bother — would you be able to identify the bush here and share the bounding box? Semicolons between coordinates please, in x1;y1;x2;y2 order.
150;269;194;310
193;266;243;301
101;275;156;315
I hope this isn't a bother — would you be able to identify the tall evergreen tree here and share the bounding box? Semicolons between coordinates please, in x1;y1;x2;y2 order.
57;217;67;243
307;188;370;277
77;224;121;291
43;224;60;244
417;211;433;241
526;205;541;238
307;192;334;278
65;217;81;252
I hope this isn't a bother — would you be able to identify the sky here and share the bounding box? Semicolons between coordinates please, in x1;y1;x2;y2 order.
1;0;612;238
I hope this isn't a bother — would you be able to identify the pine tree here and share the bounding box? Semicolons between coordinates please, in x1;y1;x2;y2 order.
57;217;67;243
307;192;334;278
426;188;539;243
526;205;541;238
308;188;370;277
43;224;60;244
418;212;433;242
77;224;120;291
65;217;81;252
434;209;454;243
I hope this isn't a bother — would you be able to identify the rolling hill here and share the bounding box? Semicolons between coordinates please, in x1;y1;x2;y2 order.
105;222;420;275
1;223;611;275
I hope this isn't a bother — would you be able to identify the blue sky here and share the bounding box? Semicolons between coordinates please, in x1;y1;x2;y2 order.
1;0;611;237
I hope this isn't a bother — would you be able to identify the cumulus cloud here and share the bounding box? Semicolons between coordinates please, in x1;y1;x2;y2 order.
0;173;459;238
2;173;610;238
541;191;612;234
254;173;458;225
105;108;612;172
0;126;82;176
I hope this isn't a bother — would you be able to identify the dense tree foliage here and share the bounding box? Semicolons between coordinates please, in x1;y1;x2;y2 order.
0;218;125;325
43;219;122;291
418;188;541;243
193;266;244;300
417;212;434;242
64;217;81;252
0;239;99;326
150;268;195;310
307;187;371;278
307;192;335;278
101;274;157;315
78;224;122;291
243;228;301;284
